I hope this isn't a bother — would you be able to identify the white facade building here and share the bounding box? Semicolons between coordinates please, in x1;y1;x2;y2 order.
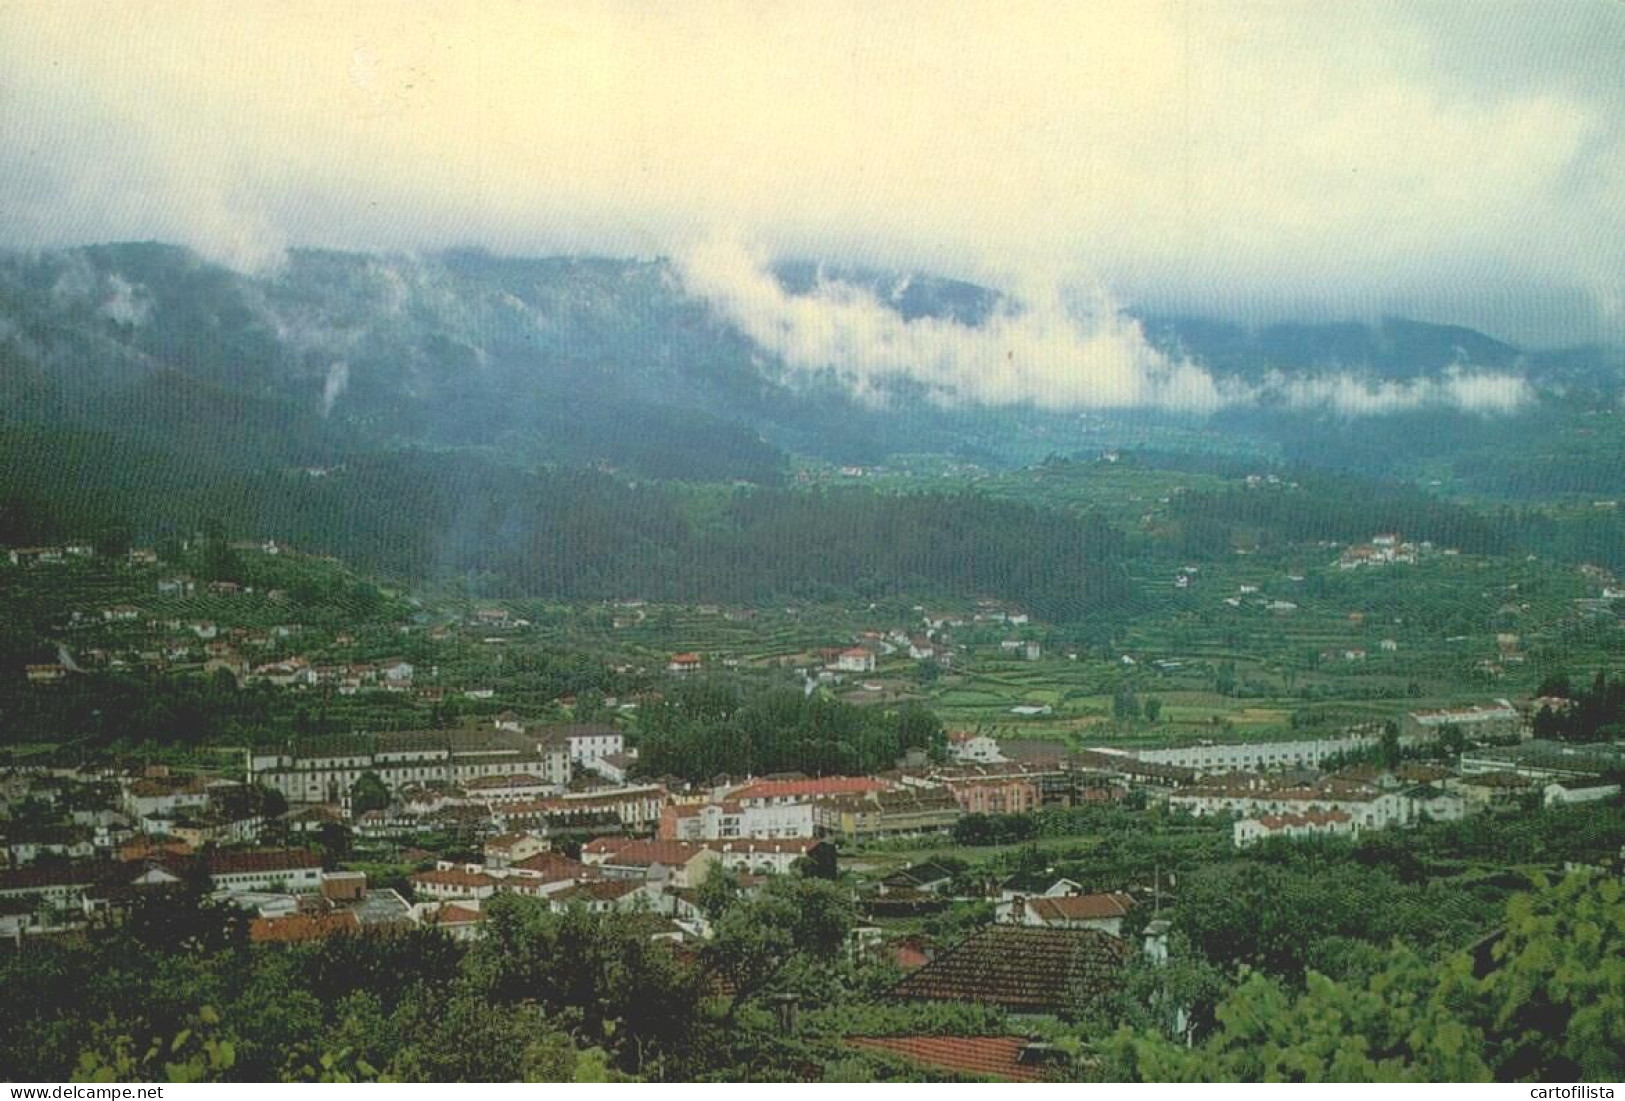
1124;735;1376;775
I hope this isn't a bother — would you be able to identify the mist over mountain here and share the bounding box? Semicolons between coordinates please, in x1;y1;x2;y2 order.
0;242;1618;493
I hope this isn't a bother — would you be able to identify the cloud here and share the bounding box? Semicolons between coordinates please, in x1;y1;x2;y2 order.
681;239;1223;412
682;239;1532;416
0;2;1619;345
1257;369;1533;416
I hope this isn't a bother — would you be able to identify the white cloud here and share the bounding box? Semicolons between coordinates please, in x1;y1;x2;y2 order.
0;2;1618;344
683;240;1532;416
1259;369;1532;416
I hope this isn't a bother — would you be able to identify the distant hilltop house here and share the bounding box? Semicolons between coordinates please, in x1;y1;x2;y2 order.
947;730;1004;764
666;652;703;675
835;647;876;673
907;637;937;661
7;546;67;567
1336;533;1425;570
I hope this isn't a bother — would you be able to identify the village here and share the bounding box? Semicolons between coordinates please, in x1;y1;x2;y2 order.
2;522;1622;1082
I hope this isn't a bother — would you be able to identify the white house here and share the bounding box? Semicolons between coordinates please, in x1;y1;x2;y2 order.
708;838;825;876
996;890;1136;936
947;731;1005;764
835;648;876;674
660;799;816;841
562;725;624;767
1233;810;1357;848
206;849;325;893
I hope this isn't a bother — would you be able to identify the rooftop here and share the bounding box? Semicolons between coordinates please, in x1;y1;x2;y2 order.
1022;891;1136;922
846;1036;1052;1082
731;776;891;801
206;848;322;876
889;925;1128;1013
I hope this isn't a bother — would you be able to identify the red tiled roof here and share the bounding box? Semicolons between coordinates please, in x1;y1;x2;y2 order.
250;911;359;944
846;1036;1050;1082
1024;891;1135;923
730;776;891;801
889;925;1128;1013
892;940;932;971
430;904;485;926
511;851;589;880
0;865;107;891
206;848;322;876
484;832;527;848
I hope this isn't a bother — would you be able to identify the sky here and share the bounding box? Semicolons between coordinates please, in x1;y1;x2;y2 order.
0;2;1621;411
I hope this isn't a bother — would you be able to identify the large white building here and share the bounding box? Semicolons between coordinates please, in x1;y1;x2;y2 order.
206;849;325;893
556;724;625;767
248;728;571;807
658;799;816;841
1171;779;1411;830
1116;735;1377;775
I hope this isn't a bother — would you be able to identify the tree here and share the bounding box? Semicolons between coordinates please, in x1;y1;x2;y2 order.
793;842;839;881
1437;722;1466;757
463;896;705;1074
313;822;352;865
1534;672;1571;698
349;772;390;817
74;1006;240;1083
1104;950;1492;1082
1104;874;1622;1083
702;876;853;1024
1113;686;1140;721
1477;873;1623;1082
1142;697;1163;723
1379;721;1401;768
